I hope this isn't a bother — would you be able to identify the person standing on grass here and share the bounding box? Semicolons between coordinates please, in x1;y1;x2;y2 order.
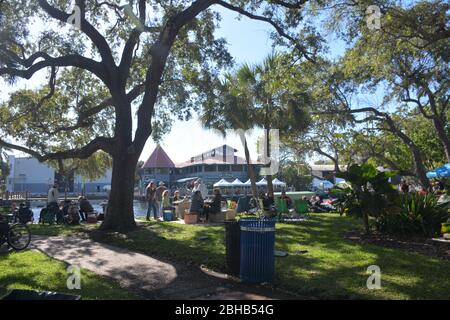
47;184;59;206
79;196;94;222
146;182;157;221
155;181;167;218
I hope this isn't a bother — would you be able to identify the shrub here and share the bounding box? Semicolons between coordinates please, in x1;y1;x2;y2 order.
376;193;449;237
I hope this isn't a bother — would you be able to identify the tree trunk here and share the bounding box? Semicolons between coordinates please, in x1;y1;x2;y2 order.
410;146;431;190
265;128;275;197
384;116;431;190
363;212;370;235
100;153;138;232
432;116;450;163
243;138;258;199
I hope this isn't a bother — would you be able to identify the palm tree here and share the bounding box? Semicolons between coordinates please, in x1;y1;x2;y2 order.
228;54;311;197
202;53;310;201
201;75;259;199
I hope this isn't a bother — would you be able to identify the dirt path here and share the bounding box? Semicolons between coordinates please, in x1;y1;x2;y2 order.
31;235;300;300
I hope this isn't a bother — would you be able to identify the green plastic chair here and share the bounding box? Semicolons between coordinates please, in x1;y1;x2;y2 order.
277;199;289;214
294;200;309;215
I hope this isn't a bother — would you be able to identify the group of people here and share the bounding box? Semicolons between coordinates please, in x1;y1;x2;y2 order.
400;179;447;195
190;188;223;222
145;181;171;220
145;178;220;222
38;185;97;225
9;202;34;224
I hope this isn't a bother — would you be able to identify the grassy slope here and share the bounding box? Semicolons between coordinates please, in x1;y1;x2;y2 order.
89;214;450;300
0;250;139;300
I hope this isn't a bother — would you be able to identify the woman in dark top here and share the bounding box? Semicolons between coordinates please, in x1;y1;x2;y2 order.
189;190;204;214
209;188;223;213
173;190;181;202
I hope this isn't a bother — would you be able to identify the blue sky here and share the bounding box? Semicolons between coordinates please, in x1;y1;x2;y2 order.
2;4;347;165
139;6;279;164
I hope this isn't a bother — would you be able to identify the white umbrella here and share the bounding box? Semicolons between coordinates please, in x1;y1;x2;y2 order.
272;178;286;186
213;179;232;187
242;179;251;186
231;178;244;186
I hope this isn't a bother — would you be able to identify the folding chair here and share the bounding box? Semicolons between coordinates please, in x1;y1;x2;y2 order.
294;199;310;218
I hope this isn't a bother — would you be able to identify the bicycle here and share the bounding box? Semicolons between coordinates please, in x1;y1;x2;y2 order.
0;217;32;251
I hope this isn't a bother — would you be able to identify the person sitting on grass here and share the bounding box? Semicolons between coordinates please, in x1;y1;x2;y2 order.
260;191;276;217
65;201;80;225
16;202;33;224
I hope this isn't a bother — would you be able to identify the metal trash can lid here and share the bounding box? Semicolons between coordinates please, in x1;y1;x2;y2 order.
240;226;275;232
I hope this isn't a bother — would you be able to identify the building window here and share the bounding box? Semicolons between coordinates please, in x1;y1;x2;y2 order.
231;165;243;172
205;165;217;172
218;164;229;172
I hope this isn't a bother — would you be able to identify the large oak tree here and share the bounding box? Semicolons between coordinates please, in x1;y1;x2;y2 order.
0;0;314;231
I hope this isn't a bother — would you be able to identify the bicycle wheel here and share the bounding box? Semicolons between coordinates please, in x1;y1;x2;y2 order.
7;223;31;251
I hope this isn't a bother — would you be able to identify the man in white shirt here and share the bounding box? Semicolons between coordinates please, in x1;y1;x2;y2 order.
195;179;208;199
47;185;59;205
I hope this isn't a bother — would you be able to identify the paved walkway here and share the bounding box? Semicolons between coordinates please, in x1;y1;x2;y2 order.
31;235;299;300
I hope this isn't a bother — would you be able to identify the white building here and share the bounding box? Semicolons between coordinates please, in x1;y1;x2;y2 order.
6;155;112;195
310;164;347;182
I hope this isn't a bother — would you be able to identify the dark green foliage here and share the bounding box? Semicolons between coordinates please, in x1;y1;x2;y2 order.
376;193;449;237
333;163;398;233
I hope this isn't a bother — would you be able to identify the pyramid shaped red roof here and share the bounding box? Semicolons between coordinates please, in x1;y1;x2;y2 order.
143;145;175;168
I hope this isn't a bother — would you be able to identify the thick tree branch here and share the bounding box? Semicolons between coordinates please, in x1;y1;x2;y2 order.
37;0;116;70
215;0;314;62
0;137;114;162
0;53;108;84
133;0;216;150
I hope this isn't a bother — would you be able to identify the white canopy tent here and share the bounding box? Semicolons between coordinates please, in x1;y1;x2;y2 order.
213;179;232;187
230;178;244;186
256;178;267;186
272;178;286;186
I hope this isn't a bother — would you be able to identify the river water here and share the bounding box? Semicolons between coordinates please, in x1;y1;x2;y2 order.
29;200;149;221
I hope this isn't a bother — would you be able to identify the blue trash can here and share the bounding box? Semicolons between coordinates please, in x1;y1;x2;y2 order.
239;218;276;283
163;210;175;221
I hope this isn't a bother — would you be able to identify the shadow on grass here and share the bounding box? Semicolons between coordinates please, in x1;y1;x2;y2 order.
29;214;450;300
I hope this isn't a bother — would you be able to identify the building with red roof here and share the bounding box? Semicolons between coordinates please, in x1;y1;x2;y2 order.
140;144;261;192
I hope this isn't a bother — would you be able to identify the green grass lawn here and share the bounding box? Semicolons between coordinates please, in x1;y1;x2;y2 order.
0;250;139;300
28;223;98;237
87;214;450;300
